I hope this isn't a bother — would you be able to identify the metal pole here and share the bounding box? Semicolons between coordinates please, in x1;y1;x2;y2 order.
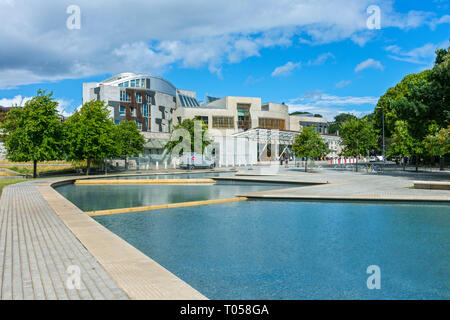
382;108;385;163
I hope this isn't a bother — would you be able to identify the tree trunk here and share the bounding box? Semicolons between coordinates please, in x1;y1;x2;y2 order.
305;158;308;172
355;156;358;172
33;160;37;179
86;158;91;175
440;155;444;171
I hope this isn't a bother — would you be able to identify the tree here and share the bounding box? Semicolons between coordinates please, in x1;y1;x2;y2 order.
339;118;378;172
328;113;358;135
424;125;449;170
115;120;145;169
374;47;449;170
1;90;63;178
388;120;416;170
165;118;211;156
292;127;328;172
64;100;118;175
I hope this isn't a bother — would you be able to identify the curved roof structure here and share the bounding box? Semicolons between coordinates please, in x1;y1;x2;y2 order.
100;73;177;97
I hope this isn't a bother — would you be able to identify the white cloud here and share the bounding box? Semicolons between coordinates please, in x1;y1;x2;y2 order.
335;80;352;88
0;95;74;116
0;0;444;88
355;58;384;72
385;40;449;64
287;90;378;120
271;61;301;77
0;95;31;107
308;52;335;66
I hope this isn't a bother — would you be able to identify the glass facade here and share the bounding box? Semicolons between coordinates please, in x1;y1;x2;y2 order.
259;118;286;130
212;116;234;129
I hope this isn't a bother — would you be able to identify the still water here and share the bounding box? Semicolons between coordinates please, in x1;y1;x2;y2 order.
56;182;293;211
94;200;450;299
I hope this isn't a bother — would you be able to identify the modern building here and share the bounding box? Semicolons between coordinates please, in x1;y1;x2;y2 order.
83;73;340;165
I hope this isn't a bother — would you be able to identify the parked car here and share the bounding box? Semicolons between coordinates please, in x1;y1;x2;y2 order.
180;152;215;169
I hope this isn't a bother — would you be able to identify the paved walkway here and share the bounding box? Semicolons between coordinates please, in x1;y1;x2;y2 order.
0;180;128;300
236;168;450;201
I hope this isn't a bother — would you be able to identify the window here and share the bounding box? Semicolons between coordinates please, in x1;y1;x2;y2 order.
136;93;142;103
135;120;142;131
131;108;136;117
146;94;152;104
130;79;135;87
195;116;208;125
135;79;140;88
123;81;129;88
237;104;251;130
142;104;148;117
141;79;146;88
119;106;125;116
212;116;234;129
258;118;286;130
121;91;131;102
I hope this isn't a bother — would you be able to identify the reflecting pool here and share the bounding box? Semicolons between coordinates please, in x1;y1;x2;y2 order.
93;200;450;299
101;171;235;180
56;182;294;212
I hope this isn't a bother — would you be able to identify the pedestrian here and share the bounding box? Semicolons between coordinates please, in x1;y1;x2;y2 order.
280;155;284;166
285;154;289;168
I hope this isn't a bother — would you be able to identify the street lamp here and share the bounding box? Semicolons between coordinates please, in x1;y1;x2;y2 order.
375;106;385;163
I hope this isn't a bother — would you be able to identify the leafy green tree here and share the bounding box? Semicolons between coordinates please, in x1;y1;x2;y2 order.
424;125;449;156
388;120;416;170
165;118;211;156
115;120;145;169
64;100;118;175
339;118;378;172
424;124;449;170
292;127;329;172
1;90;63;178
328;113;358;135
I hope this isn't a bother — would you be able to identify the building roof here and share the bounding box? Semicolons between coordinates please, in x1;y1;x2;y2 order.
290;115;328;123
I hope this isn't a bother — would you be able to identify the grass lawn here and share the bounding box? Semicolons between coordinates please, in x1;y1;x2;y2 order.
0;179;27;196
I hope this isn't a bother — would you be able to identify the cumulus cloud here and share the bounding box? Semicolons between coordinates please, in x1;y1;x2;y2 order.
271;61;301;77
335;80;352;88
385;40;449;64
354;58;384;72
0;95;74;117
287;90;378;120
308;52;335;66
0;0;445;88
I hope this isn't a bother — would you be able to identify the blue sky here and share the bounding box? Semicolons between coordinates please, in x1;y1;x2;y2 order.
0;0;448;120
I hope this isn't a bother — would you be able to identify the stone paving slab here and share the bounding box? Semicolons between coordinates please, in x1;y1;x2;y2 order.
0;180;129;300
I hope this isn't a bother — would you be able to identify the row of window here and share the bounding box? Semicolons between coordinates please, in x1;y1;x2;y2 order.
118;78;148;89
120;90;152;103
212;116;234;129
195;116;287;130
259;118;286;130
114;119;150;131
119;104;150;117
